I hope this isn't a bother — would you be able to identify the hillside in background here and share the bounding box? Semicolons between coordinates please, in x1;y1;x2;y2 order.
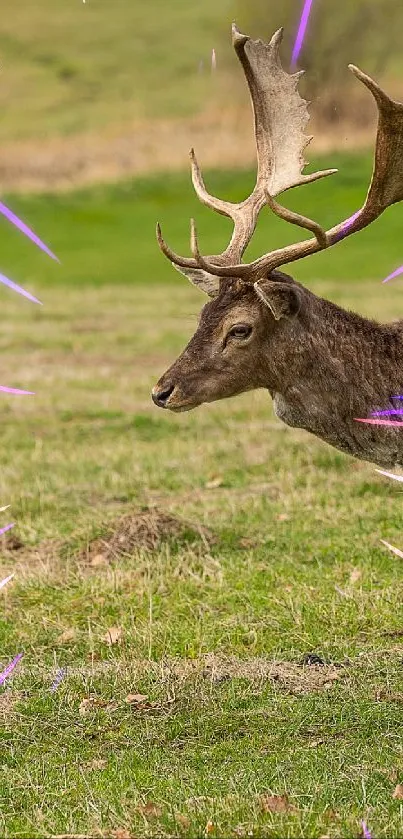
1;0;403;191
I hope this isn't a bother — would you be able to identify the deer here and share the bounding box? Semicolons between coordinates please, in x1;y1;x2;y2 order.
152;24;403;470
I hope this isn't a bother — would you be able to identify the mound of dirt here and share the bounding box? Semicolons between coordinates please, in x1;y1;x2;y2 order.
80;508;215;564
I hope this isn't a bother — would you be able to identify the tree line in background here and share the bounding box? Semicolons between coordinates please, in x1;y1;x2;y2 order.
229;0;403;125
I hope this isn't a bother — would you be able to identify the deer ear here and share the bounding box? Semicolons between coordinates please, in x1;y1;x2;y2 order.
172;264;220;298
254;279;302;320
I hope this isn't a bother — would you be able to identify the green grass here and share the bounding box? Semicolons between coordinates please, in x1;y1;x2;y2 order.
0;0;233;142
2;151;403;293
1;157;403;837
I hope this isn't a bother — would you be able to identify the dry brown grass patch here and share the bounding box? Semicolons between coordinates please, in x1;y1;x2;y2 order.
78;507;215;564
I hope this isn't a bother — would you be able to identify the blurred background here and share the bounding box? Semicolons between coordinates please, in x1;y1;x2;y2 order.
1;0;403;192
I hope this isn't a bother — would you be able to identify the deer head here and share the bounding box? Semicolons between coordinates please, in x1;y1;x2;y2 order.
152;25;403;414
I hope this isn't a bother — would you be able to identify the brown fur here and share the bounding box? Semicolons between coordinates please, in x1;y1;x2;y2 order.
152;271;403;468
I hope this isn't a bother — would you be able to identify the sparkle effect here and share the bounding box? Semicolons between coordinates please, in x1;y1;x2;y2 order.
0;200;59;263
361;821;372;839
0;574;14;590
291;0;314;69
0;272;41;305
0;523;15;537
0;386;35;396
355;418;403;427
380;539;403;559
376;469;403;483
0;652;23;687
383;265;403;283
50;668;66;693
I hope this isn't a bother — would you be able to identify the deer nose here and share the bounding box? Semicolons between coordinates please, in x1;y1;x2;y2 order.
151;383;175;408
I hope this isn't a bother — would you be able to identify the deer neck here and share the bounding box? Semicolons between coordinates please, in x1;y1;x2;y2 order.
268;294;403;467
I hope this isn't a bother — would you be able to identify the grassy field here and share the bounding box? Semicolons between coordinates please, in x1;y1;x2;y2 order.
0;0;234;143
1;157;403;837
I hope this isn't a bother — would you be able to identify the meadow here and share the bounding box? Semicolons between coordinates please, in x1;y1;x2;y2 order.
0;156;403;837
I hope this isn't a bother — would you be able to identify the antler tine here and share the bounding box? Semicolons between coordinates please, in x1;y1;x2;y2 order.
189;218;234;275
186;62;403;282
190;149;235;220
265;192;328;248
156;222;197;269
157;24;339;280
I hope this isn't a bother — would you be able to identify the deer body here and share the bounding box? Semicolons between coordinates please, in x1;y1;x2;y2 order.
152;25;403;469
266;285;403;467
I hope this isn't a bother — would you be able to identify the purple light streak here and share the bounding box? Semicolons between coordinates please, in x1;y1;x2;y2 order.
0;272;41;305
361;821;372;839
0;574;14;591
334;211;361;243
380;539;403;559
0;652;23;687
50;667;66;693
0;201;59;263
0;574;14;588
0;523;15;537
355;417;403;427
291;0;314;69
383;265;403;283
376;468;403;483
371;409;403;417
0;386;35;395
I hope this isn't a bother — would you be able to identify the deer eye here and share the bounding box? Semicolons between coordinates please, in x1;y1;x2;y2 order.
228;324;253;340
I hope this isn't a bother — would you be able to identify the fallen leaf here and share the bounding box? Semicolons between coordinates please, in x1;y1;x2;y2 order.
259;794;297;814
205;821;214;835
350;568;362;583
78;696;108;716
111;830;131;839
138;802;162;817
103;626;122;645
175;813;191;829
205;477;223;489
392;784;403;799
57;628;76;644
125;693;148;705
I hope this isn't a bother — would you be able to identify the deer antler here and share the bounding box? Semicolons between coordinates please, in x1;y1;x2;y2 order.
156;25;336;278
189;65;403;281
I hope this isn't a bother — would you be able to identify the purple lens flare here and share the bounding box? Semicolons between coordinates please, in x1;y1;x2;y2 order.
361;821;372;839
0;386;35;395
0;573;14;590
50;668;66;693
291;0;314;69
0;652;23;686
380;539;403;559
0;272;42;305
376;469;403;483
0;523;15;537
383;265;403;283
355;418;403;427
334;211;361;242
371;409;403;417
0;200;59;263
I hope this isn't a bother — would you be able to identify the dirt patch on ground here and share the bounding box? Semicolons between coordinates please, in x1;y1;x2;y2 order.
181;653;344;695
51;654;344;696
78;508;215;564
